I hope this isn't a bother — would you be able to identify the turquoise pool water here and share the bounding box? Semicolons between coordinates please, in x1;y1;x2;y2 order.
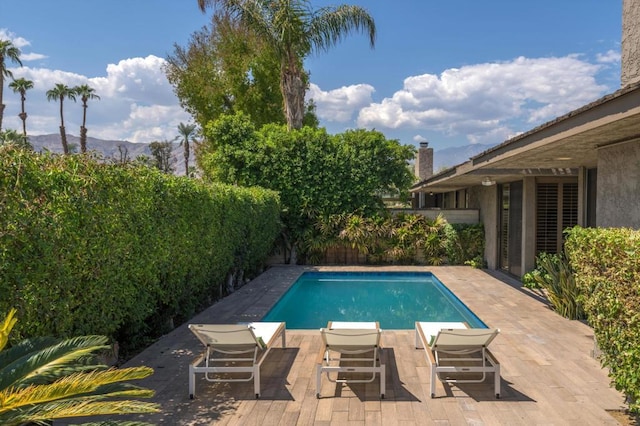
262;271;486;329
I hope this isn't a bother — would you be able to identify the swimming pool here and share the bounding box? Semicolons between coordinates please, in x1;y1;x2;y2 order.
262;271;486;329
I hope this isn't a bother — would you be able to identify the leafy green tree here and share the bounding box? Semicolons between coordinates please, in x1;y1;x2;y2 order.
197;113;415;262
8;77;33;142
0;308;159;425
166;12;287;129
177;122;198;176
46;83;77;155
0;39;23;132
149;140;176;173
75;84;101;153
197;0;376;130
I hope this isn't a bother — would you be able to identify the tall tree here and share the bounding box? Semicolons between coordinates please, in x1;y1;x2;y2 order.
198;113;415;262
46;83;76;155
0;39;23;132
177;122;197;176
166;12;286;129
8;77;33;141
74;84;100;153
149;140;176;173
196;0;376;130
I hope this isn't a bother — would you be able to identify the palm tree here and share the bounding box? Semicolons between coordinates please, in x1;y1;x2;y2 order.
197;0;376;130
74;84;100;153
8;77;33;142
0;308;159;425
46;83;77;154
0;128;30;149
177;122;197;176
0;39;23;132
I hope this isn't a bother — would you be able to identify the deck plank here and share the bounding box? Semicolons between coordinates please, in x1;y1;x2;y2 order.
60;266;625;426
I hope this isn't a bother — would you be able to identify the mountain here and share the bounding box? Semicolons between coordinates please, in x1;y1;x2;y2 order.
27;133;495;176
28;134;188;175
433;143;495;171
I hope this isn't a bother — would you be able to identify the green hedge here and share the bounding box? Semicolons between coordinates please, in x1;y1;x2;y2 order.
565;226;640;413
0;146;280;350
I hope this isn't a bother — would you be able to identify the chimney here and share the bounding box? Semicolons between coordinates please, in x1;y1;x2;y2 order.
622;0;640;87
415;141;433;180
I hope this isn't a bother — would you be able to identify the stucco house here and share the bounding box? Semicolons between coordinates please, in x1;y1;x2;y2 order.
410;0;640;278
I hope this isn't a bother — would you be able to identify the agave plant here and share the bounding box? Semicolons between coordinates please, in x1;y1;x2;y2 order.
532;252;585;320
0;308;160;425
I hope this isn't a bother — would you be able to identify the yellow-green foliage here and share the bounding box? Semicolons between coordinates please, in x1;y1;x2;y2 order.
565;226;640;412
0;146;280;348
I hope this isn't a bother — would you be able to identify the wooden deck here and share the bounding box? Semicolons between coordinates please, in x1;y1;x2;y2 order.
111;266;626;425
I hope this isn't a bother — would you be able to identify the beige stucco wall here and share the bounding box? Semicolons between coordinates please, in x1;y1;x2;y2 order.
469;185;498;269
622;0;640;86
597;140;640;228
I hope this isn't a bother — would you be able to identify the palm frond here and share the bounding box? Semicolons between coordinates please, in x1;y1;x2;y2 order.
0;335;109;390
1;367;154;411
74;422;156;426
0;399;159;425
0;308;18;351
308;5;376;53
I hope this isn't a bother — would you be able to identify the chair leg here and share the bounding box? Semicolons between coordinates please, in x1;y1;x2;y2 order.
430;366;436;398
380;363;386;398
254;365;260;399
494;364;501;399
315;364;322;398
189;365;196;399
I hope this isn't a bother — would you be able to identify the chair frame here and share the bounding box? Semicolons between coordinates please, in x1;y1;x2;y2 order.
188;322;286;399
415;322;501;399
316;321;385;399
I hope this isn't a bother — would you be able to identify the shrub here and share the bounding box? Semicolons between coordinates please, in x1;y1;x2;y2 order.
565;226;640;413
308;213;484;266
0;146;280;353
444;223;485;266
530;251;584;320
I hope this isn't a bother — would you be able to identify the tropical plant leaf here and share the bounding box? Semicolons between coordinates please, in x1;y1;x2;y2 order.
0;399;159;425
0;335;109;390
0;308;18;351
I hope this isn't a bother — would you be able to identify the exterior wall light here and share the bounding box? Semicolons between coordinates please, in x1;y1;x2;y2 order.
482;176;496;186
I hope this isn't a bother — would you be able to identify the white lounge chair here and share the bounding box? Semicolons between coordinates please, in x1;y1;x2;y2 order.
415;321;501;398
188;322;286;399
316;321;385;399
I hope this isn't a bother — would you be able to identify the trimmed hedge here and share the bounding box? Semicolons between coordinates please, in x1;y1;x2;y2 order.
0;146;280;350
565;226;640;412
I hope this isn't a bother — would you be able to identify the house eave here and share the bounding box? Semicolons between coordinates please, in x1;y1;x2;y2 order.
411;81;640;193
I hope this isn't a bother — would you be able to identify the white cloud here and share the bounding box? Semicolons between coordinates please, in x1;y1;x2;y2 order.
356;55;608;145
596;49;621;64
0;28;46;62
307;83;374;122
0;28;30;49
2;36;615;149
4;55;190;143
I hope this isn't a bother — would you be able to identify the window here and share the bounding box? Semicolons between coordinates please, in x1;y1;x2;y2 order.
536;182;578;255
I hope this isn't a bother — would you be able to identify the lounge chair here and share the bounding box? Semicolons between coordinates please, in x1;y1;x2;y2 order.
316;321;385;398
415;321;501;398
188;322;286;399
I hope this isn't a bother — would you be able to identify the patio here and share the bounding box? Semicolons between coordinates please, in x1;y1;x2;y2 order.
114;265;626;425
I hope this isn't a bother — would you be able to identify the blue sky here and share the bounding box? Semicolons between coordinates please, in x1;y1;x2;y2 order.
1;1;622;151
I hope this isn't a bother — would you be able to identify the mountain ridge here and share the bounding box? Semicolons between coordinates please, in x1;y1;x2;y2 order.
28;133;495;174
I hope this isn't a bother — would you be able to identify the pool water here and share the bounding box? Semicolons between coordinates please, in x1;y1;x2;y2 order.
262;271;486;329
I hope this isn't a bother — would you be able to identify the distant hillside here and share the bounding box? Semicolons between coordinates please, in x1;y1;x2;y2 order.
27;133;495;176
28;134;187;175
433;143;495;171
